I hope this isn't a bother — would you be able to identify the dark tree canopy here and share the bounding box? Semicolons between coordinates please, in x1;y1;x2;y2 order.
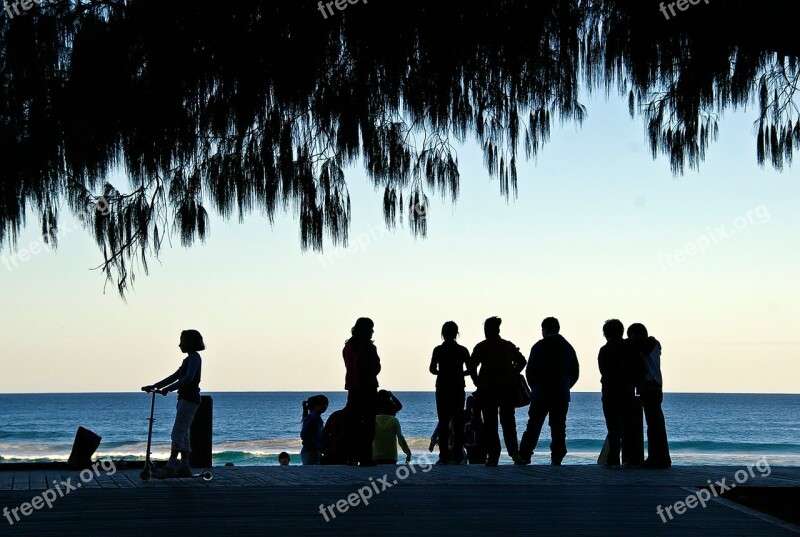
1;0;798;294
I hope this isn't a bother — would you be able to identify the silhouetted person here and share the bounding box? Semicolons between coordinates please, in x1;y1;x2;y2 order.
518;317;580;465
429;419;460;461
140;329;204;479
373;404;412;465
300;394;329;465
429;320;472;464
598;319;641;468
343;317;381;466
463;394;486;464
471;316;526;466
628;323;671;468
321;406;349;465
278;452;290;466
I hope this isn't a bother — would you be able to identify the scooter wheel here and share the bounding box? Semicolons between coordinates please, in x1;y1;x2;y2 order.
140;470;151;482
201;470;213;481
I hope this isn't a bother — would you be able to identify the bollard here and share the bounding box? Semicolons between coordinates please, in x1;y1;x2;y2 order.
189;396;213;468
68;426;102;469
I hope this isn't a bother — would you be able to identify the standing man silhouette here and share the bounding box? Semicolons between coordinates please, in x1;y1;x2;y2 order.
517;317;579;465
598;319;640;469
470;316;526;466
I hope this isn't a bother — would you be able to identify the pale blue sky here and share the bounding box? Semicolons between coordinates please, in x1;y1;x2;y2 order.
1;92;799;393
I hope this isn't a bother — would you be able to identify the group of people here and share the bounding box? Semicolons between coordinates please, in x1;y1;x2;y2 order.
299;388;412;466
140;317;671;477
298;316;670;468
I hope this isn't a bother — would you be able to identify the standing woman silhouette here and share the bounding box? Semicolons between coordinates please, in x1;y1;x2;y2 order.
429;321;473;464
342;317;381;466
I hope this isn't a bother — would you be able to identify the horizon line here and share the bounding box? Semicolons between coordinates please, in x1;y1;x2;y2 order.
1;390;798;396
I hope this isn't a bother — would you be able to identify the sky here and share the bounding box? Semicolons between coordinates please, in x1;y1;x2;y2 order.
1;91;799;394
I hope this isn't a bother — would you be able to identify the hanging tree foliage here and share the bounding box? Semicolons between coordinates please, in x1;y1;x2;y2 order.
1;0;798;294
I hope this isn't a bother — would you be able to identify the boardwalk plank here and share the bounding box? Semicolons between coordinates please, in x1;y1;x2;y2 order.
1;465;799;536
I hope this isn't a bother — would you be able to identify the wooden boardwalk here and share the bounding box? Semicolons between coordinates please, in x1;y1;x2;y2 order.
1;465;799;536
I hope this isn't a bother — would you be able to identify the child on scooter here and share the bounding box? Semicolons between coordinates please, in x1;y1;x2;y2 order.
141;329;204;478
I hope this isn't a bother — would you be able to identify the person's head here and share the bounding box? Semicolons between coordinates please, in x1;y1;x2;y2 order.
350;317;374;341
484;316;501;338
441;321;459;341
179;329;205;353
541;317;560;336
602;319;624;340
302;394;329;419
627;323;648;339
376;389;402;415
278;452;290;466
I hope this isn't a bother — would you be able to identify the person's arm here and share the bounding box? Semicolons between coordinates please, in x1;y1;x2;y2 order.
526;345;537;387
568;343;580;388
142;369;180;392
321;418;332;453
314;415;324;451
396;420;412;463
461;347;471;377
429;424;439;452
429;347;439;375
343;344;354;370
630;343;645;389
373;344;382;376
160;355;200;393
300;416;312;443
468;346;480;387
597;347;608;381
313;416;322;453
511;343;527;373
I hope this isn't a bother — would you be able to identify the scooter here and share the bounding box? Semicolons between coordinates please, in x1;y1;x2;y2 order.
140;388;213;481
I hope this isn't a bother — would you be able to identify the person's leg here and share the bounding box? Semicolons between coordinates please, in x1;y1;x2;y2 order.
548;401;569;465
498;400;519;459
176;400;199;474
450;391;466;463
435;390;452;462
157;399;198;478
621;394;644;466
481;392;501;465
174;400;199;458
360;389;377;465
642;388;671;466
167;401;182;468
519;400;548;461
602;393;622;466
345;391;362;464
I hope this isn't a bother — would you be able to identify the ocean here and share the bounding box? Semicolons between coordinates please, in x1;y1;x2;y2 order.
1;392;799;466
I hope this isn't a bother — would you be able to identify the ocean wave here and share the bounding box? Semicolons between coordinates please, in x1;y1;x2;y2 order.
664;440;800;453
4;449;800;466
3;436;800;464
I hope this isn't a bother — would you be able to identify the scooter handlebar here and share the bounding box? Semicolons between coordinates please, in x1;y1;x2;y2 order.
141;386;168;396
